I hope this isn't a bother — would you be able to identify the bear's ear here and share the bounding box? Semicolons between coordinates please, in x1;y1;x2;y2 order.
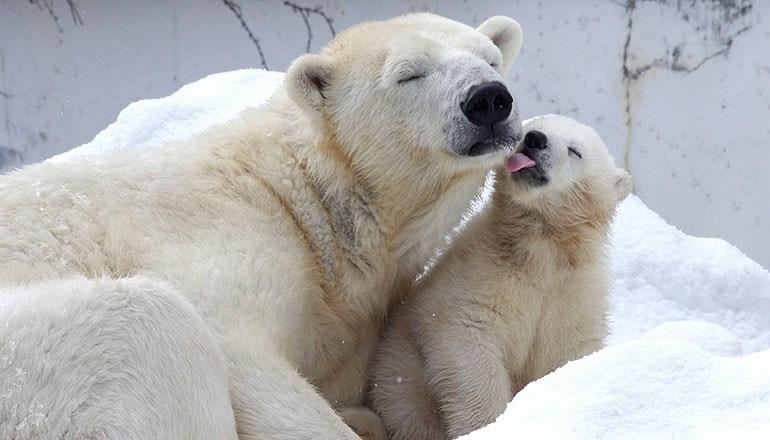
286;53;335;114
477;16;523;75
613;169;633;203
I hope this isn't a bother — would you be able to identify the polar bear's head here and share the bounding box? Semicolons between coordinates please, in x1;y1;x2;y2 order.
503;115;632;216
285;13;524;174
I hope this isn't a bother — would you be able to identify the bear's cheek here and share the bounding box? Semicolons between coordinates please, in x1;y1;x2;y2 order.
379;84;452;150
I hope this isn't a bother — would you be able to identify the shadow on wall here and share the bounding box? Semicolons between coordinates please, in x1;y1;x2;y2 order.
0;147;23;172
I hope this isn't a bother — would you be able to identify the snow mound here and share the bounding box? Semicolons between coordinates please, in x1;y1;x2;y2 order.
465;339;770;440
608;195;770;353
50;69;284;162
50;70;770;438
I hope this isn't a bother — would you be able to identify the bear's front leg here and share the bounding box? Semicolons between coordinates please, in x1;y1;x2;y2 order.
225;342;360;440
421;326;513;439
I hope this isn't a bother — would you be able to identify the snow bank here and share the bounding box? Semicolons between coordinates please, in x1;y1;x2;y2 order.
50;69;284;162
608;196;770;353
51;70;770;438
466;339;770;440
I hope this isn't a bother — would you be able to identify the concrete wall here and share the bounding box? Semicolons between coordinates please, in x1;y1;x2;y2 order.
1;0;768;268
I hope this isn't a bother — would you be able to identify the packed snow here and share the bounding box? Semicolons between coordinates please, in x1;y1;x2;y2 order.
51;70;770;438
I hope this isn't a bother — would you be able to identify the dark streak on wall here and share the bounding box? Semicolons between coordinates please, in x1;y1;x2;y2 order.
220;0;270;69
619;0;756;170
0;147;23;173
284;1;337;53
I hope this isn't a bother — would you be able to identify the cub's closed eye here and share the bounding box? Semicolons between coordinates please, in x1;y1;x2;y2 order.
568;147;583;159
397;73;425;84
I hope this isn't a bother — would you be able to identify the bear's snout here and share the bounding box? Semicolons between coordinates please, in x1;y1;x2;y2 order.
523;130;548;150
461;82;513;126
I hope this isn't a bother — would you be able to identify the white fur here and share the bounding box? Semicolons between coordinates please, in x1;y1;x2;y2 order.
0;277;236;439
367;115;632;439
0;13;523;439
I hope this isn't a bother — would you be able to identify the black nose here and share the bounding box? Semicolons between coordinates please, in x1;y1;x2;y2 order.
461;81;513;126
523;130;548;150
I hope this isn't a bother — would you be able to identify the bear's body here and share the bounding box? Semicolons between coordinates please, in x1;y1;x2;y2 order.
0;277;237;439
0;13;523;439
368;115;632;439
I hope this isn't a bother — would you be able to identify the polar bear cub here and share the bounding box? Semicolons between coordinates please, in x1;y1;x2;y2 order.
367;115;632;439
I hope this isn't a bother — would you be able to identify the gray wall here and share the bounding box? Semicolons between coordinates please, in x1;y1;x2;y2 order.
1;0;768;268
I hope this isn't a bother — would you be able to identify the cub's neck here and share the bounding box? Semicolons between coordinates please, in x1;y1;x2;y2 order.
486;169;612;271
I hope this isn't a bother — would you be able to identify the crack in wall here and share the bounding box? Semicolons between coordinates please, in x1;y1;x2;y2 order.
621;0;637;172
220;1;337;69
64;0;82;25
283;1;336;53
625;25;752;81
221;0;270;69
0;50;11;141
0;48;23;172
620;0;755;173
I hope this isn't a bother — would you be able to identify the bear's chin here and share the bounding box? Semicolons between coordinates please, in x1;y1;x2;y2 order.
459;131;518;158
466;140;506;157
511;166;549;187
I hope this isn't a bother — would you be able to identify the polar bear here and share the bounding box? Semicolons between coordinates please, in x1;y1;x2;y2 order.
366;115;632;439
0;13;523;440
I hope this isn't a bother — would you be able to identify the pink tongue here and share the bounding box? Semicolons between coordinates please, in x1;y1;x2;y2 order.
506;153;536;172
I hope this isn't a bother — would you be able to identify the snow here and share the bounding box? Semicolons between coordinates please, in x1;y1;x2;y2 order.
608;196;770;354
466;340;770;440
51;69;770;438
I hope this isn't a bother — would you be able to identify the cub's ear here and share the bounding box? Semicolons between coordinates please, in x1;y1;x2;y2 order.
614;169;633;203
477;16;523;75
286;53;335;114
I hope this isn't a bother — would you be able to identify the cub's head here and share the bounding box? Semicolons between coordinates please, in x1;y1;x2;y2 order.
285;13;524;176
503;115;632;220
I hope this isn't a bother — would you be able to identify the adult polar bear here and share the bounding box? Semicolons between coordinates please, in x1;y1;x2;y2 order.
0;13;523;440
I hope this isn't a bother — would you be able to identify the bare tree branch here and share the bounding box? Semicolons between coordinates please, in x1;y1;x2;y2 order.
283;1;336;53
27;0;83;32
220;0;269;69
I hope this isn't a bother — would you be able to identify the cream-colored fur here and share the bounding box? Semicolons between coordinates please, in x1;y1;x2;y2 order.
367;115;632;439
0;13;523;439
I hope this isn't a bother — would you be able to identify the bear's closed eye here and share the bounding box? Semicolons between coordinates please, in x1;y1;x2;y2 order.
397;73;425;84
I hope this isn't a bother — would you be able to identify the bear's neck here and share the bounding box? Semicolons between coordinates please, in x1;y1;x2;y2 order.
257;92;487;304
487;170;611;270
291;111;485;269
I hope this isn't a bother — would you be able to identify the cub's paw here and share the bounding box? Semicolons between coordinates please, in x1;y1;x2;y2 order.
338;406;387;440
